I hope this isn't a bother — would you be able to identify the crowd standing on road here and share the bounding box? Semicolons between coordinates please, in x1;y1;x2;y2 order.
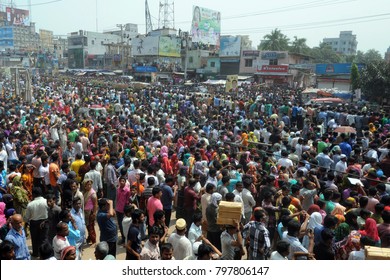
0;73;389;261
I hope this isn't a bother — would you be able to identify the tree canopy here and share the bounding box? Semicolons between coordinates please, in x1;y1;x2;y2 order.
360;60;390;103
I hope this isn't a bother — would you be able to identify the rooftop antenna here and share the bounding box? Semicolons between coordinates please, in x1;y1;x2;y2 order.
158;0;174;29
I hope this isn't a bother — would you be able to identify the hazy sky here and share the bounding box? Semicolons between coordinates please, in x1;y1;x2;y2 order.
8;0;390;55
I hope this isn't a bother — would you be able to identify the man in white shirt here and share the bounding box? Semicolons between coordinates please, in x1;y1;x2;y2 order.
24;187;48;257
167;219;192;260
201;183;215;226
334;154;348;177
188;213;203;245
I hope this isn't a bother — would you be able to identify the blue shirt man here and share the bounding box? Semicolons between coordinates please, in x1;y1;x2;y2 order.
160;176;177;227
5;214;30;260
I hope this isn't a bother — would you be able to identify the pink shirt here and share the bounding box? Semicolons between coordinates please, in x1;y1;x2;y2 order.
115;186;131;213
147;197;163;226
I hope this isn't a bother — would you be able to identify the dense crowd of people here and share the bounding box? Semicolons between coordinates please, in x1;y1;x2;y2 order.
0;73;389;261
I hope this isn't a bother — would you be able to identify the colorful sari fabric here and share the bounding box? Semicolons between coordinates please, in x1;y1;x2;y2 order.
359;218;380;242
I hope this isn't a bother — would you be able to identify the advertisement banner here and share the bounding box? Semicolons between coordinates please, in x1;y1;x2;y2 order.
190;6;221;46
159;36;181;57
315;63;365;75
225;74;238;93
5;7;30;26
220;36;241;57
258;65;289;73
132;36;159;56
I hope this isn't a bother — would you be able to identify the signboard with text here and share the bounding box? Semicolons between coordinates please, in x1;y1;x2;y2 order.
261;51;286;60
315;63;365;75
258;65;289;73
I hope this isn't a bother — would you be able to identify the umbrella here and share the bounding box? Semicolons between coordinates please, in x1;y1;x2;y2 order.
334;126;356;134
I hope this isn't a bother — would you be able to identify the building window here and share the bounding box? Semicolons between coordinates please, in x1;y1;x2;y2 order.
210;61;215;67
245;59;253;67
91;40;95;45
269;59;278;65
334;48;337;51
189;57;193;63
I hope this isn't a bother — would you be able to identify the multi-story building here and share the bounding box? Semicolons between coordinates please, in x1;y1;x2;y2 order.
0;23;40;52
67;30;121;69
39;29;54;52
53;36;68;69
323;31;358;55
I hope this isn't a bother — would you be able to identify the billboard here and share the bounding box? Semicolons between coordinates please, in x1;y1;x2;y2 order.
315;63;365;75
159;36;181;57
6;7;30;26
132;36;159;56
220;36;241;57
225;75;238;93
190;6;221;46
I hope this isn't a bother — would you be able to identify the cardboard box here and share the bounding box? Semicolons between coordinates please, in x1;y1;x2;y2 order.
365;246;390;260
217;201;242;225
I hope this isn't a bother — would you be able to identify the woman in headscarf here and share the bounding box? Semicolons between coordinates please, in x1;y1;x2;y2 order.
170;153;180;177
240;132;249;149
368;123;376;133
161;153;173;175
335;222;351;242
331;204;346;216
9;176;29;217
136;146;146;160
359;218;380;246
248;132;258;149
20;164;34;201
205;193;223;251
160;146;169;157
302;212;323;249
307;204;321;215
176;138;185;153
199;148;209;162
0;202;6;228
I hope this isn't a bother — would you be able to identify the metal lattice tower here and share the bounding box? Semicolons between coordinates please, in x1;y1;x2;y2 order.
158;0;174;29
145;0;153;34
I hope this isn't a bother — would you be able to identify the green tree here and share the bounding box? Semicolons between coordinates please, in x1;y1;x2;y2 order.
289;36;309;54
360;61;390;104
355;49;383;64
309;42;342;63
258;29;290;51
350;63;360;91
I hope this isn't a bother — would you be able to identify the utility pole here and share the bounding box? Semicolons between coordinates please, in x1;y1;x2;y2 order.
116;24;124;70
182;31;189;82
